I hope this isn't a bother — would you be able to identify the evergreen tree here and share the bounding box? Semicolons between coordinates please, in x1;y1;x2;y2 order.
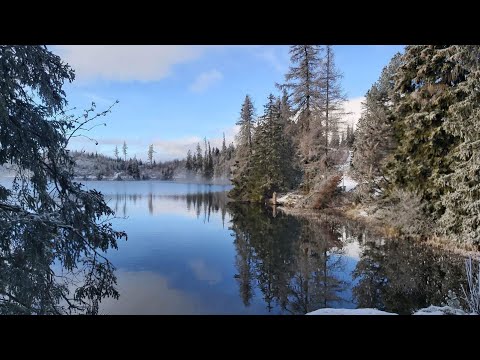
195;143;203;173
352;52;402;197
222;132;227;153
186;149;193;171
204;141;214;180
345;124;355;148
278;45;323;133
231;96;256;196
236;95;255;153
114;145;119;161
231;94;299;202
147;144;155;166
435;45;480;245
385;46;458;216
318;45;347;158
122;141;128;169
0;45;125;314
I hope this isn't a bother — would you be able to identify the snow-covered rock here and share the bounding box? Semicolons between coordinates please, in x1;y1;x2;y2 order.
276;193;304;207
412;306;468;315
306;308;396;315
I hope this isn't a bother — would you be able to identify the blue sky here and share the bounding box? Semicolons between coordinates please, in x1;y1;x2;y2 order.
52;45;404;161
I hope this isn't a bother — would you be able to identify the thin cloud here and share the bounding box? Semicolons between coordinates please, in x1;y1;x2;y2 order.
53;45;208;83
189;69;223;93
82;92;116;106
254;46;288;73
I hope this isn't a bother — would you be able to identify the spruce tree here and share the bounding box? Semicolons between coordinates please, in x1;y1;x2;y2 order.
186;150;193;171
147;144;155;166
235;94;299;202
0;45;125;314
230;95;256;199
385;46;459;216
122;141;128;169
195;143;203;173
352;52;402;197
436;45;480;245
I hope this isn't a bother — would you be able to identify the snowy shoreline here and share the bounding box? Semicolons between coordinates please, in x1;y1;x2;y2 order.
306;306;471;315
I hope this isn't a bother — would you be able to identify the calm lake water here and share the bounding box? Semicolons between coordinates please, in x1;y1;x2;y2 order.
68;180;468;315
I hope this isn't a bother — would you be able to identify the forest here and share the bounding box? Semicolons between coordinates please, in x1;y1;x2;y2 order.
226;45;480;249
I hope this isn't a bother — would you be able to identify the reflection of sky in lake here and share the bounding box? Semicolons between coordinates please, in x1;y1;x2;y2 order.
71;180;466;315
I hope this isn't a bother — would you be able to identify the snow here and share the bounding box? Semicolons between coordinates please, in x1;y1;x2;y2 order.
412;306;468;315
307;306;472;315
306;308;396;315
276;193;304;207
340;175;358;192
337;150;358;192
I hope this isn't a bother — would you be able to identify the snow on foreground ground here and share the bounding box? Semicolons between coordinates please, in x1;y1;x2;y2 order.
307;308;396;315
306;306;472;315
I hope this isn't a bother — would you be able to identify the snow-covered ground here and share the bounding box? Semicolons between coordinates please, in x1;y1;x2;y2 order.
338;150;358;192
306;306;472;315
340;175;358;192
307;308;396;315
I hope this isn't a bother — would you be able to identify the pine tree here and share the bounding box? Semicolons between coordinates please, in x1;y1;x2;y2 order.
232;94;299;202
0;45;125;314
352;52;402;197
435;45;480;245
231;95;256;195
318;45;347;158
195;143;203;173
147;144;155;166
114;145;119;161
236;95;255;153
345;124;355;148
278;45;323;133
385;46;458;216
122;141;128;169
186;149;193;171
204;141;214;180
222;132;227;153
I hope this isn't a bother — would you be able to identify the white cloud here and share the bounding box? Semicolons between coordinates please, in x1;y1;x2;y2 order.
342;96;365;130
189;69;223;93
188;259;222;285
152;136;203;159
54;45;207;83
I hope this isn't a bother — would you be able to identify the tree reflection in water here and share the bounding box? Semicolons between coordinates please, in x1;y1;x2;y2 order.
17;189;465;315
352;236;467;314
229;204;350;314
228;202;468;315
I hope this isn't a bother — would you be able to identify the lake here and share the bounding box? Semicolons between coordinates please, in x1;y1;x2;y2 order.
60;180;466;315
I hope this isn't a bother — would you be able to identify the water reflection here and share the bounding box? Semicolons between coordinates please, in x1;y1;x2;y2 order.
4;181;467;315
229;205;352;314
352;237;467;314
228;203;468;314
109;191;228;225
104;187;468;314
